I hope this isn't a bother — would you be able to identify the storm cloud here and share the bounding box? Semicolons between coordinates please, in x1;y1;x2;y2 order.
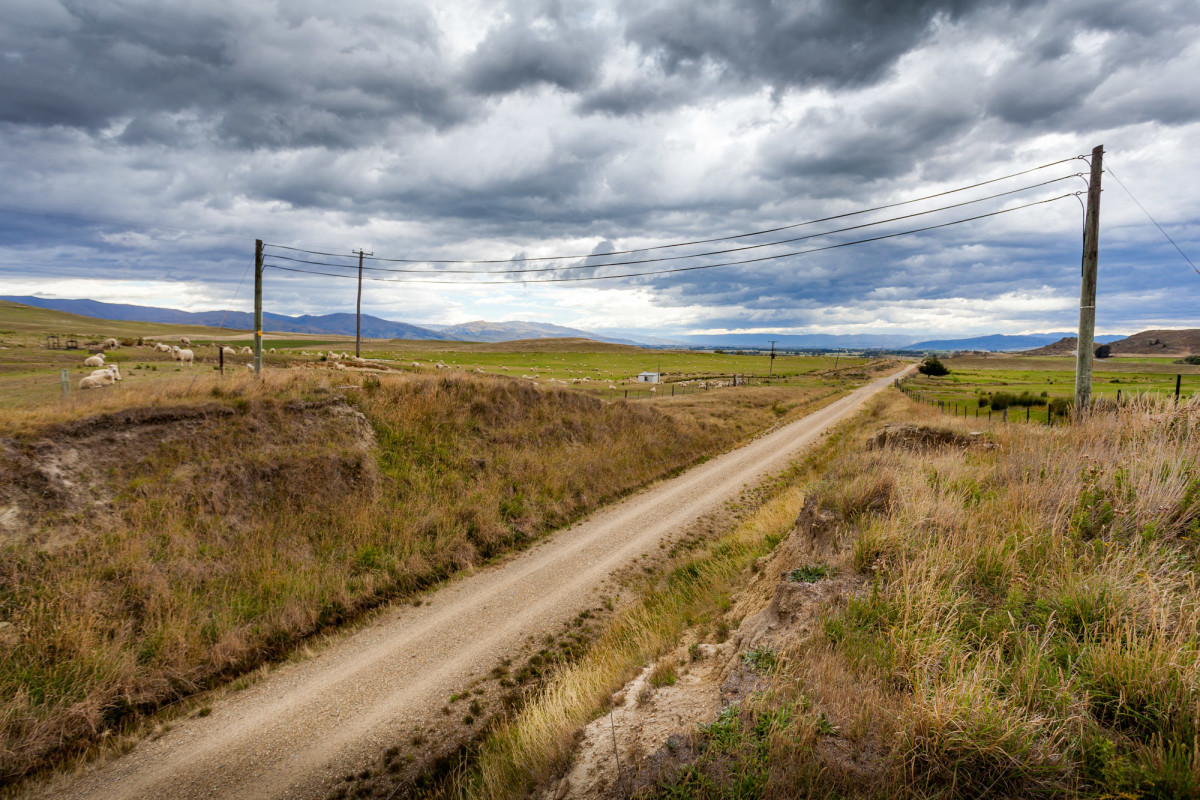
0;0;1197;340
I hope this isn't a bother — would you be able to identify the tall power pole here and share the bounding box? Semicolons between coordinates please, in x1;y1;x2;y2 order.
352;248;373;358
253;239;264;377
768;340;777;377
1074;144;1103;412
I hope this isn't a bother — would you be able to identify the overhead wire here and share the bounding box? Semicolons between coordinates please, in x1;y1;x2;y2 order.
263;193;1077;286
261;156;1084;264
262;174;1083;275
1105;160;1199;277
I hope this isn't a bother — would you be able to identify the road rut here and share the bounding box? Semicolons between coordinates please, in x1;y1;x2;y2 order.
36;367;910;800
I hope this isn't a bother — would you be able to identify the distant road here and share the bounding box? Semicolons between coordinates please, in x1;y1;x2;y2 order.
34;365;912;800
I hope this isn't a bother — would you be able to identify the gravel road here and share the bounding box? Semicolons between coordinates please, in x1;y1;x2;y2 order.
34;367;910;800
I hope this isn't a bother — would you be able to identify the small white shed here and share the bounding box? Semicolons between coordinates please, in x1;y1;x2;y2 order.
636;372;661;383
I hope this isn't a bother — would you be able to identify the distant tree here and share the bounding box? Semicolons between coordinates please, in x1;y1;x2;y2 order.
918;356;949;377
1183;355;1200;365
1094;344;1112;359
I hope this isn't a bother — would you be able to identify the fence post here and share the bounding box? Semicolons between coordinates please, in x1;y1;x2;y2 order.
1002;408;1008;423
219;346;224;375
1177;374;1182;404
624;389;628;399
60;369;69;399
1026;406;1030;422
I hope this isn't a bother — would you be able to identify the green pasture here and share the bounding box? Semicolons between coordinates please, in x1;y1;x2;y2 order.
903;355;1199;423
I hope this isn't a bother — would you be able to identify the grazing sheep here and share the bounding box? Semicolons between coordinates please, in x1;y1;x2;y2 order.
180;337;190;346
222;346;236;356
326;351;340;361
239;346;252;355
84;354;106;367
411;362;420;368
101;338;119;350
268;347;277;354
154;342;172;353
80;371;116;389
500;366;509;371
340;351;349;359
333;361;346;370
171;346;194;365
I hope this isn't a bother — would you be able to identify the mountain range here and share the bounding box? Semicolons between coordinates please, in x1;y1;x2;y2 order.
1;297;634;345
1;296;1140;351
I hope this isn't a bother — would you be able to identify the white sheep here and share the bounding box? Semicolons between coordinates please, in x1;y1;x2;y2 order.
84;354;106;367
340;351;349;359
245;363;255;371
79;371;116;389
500;366;510;371
91;364;122;381
411;361;420;368
333;361;346;370
268;347;277;354
154;342;172;353
180;337;190;346
101;338;119;350
327;351;340;361
239;346;252;355
222;346;236;356
171;346;194;365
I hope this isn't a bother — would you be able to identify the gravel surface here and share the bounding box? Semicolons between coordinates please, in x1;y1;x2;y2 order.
31;368;909;800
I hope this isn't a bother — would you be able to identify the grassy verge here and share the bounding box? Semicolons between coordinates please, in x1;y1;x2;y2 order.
641;393;1200;798
0;369;846;785
446;394;883;800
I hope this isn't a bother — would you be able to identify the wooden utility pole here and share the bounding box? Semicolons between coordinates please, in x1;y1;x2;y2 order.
353;248;373;358
768;340;777;377
253;239;264;376
1074;144;1103;412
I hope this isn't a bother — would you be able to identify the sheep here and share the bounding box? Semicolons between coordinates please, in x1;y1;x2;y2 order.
239;346;252;355
80;371;116;389
268;347;277;354
411;361;420;368
91;364;121;381
245;363;255;371
101;338;119;350
180;337;190;346
171;346;194;365
84;354;106;367
222;346;237;356
154;342;172;353
500;366;510;371
340;351;349;359
332;361;346;370
327;351;341;361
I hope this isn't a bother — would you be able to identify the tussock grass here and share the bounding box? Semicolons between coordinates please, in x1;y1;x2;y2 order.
0;370;831;785
687;393;1200;798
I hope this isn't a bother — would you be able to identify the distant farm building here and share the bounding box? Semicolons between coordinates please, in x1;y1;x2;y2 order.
637;372;661;383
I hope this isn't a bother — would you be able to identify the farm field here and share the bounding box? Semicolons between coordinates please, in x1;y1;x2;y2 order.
901;354;1199;422
0;301;905;787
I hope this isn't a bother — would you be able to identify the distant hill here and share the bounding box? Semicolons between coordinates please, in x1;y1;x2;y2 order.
673;333;915;349
435;320;639;346
901;332;1123;352
1108;329;1200;356
2;296;448;340
1021;329;1200;357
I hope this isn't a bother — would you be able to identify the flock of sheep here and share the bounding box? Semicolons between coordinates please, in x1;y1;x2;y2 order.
75;337;285;389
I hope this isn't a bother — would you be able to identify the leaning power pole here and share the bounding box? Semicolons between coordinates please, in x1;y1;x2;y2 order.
253;238;264;376
1074;144;1103;413
353;248;373;358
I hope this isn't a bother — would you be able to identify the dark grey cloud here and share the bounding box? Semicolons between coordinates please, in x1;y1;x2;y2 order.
618;0;1005;91
462;10;606;95
0;1;469;149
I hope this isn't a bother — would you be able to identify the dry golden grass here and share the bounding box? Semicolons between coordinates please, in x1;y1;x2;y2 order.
0;369;840;786
644;392;1200;798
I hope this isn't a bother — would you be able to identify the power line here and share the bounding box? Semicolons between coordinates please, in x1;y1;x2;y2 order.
263;175;1082;275
263;193;1076;286
262;156;1084;264
1105;160;1199;277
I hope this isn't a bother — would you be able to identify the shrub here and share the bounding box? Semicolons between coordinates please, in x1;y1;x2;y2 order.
1181;355;1200;366
978;396;990;408
1094;344;1112;358
918;356;949;377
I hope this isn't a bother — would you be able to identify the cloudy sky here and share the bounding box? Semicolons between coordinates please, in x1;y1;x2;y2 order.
1;0;1198;340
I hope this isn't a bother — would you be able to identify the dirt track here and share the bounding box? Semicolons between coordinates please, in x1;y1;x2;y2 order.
34;367;910;800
